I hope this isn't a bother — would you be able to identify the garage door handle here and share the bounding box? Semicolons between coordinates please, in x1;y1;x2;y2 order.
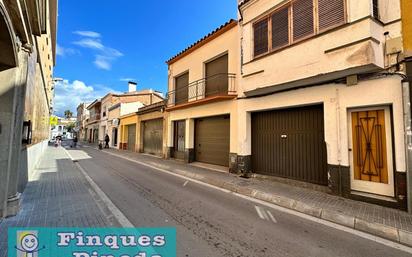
281;135;287;139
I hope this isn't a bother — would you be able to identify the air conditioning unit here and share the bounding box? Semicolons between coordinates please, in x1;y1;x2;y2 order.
112;119;119;126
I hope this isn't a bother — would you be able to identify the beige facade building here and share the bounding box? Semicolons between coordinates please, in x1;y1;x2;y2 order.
86;99;101;144
237;0;409;209
165;20;239;171
76;102;90;141
0;0;58;217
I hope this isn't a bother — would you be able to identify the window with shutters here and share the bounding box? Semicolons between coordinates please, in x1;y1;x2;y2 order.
292;0;314;41
271;7;289;49
318;0;346;31
252;0;346;58
253;18;269;56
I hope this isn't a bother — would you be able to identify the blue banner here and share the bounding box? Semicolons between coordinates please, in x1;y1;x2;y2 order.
8;227;176;257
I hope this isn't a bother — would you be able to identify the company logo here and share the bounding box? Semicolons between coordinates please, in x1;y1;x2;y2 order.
9;228;176;257
15;231;45;257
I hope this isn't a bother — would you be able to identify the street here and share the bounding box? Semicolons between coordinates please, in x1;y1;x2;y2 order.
67;145;412;257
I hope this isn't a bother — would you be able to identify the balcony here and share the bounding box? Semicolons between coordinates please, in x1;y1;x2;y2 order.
166;73;236;109
88;114;101;123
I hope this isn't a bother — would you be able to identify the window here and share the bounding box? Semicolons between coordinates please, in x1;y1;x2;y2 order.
253;18;269;56
271;7;289;49
292;0;314;41
318;0;345;31
253;0;346;57
372;0;379;19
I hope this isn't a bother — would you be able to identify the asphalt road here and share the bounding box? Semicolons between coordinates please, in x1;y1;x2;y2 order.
68;145;412;257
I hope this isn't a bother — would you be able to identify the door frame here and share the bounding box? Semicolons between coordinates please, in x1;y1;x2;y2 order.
173;120;186;160
142;118;164;156
348;105;395;197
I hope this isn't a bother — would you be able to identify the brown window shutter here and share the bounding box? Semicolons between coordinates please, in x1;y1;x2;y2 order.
271;6;290;49
292;0;314;41
318;0;345;31
254;18;269;56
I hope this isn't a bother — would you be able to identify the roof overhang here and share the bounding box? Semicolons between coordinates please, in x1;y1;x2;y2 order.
244;64;382;98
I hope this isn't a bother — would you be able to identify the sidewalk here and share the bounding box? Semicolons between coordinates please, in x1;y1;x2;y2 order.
91;145;412;247
0;146;120;257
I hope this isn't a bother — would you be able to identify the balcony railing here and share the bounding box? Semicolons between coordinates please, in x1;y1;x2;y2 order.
167;73;236;107
88;114;101;122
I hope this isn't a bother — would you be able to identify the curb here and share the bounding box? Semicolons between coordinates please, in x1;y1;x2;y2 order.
95;147;412;248
166;162;412;247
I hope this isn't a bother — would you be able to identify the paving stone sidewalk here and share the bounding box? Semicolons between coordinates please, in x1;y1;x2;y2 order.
0;146;120;257
87;144;412;246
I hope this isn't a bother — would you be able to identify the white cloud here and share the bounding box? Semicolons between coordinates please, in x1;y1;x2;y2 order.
120;77;136;82
94;55;112;70
72;31;123;70
56;44;78;57
73;38;104;50
73;30;101;38
53;79;116;117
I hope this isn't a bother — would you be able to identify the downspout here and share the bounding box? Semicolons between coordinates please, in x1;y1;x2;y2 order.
238;3;244;76
335;88;342;195
402;79;412;213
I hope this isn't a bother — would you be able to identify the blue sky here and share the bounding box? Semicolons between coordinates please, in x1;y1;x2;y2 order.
53;0;237;116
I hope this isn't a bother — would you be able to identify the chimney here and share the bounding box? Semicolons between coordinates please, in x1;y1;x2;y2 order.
128;81;137;92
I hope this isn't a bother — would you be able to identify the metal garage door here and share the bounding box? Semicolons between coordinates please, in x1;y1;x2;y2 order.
143;119;163;156
127;124;136;152
252;105;328;185
195;115;230;167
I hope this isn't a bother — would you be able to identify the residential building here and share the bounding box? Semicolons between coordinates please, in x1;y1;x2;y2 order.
86;99;102;144
165;20;239;171
101;82;164;148
0;0;58;217
76;103;90;141
237;0;409;209
50;117;77;140
136;102;168;157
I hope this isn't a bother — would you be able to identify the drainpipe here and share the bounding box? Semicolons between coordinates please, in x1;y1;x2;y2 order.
335;88;343;195
402;79;412;213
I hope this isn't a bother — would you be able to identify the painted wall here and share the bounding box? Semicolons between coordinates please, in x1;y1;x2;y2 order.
119;114;138;150
167;100;238;153
136;111;169;157
239;0;402;96
120;102;145;116
402;0;412;57
237;76;406;173
168;25;240;93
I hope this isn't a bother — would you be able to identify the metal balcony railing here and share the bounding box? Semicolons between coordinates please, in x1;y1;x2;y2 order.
166;73;236;107
89;114;101;122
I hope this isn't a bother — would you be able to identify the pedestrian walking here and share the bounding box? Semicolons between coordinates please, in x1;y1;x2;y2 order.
104;134;110;149
72;136;78;148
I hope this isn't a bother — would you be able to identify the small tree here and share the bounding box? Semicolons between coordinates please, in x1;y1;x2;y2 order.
66;122;76;132
64;110;73;119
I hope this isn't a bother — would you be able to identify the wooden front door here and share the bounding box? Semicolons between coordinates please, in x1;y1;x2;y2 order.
349;107;394;197
173;120;185;159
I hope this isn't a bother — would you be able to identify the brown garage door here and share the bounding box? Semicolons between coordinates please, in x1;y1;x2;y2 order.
127;124;136;152
252;105;328;185
195;115;230;167
143;119;163;156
